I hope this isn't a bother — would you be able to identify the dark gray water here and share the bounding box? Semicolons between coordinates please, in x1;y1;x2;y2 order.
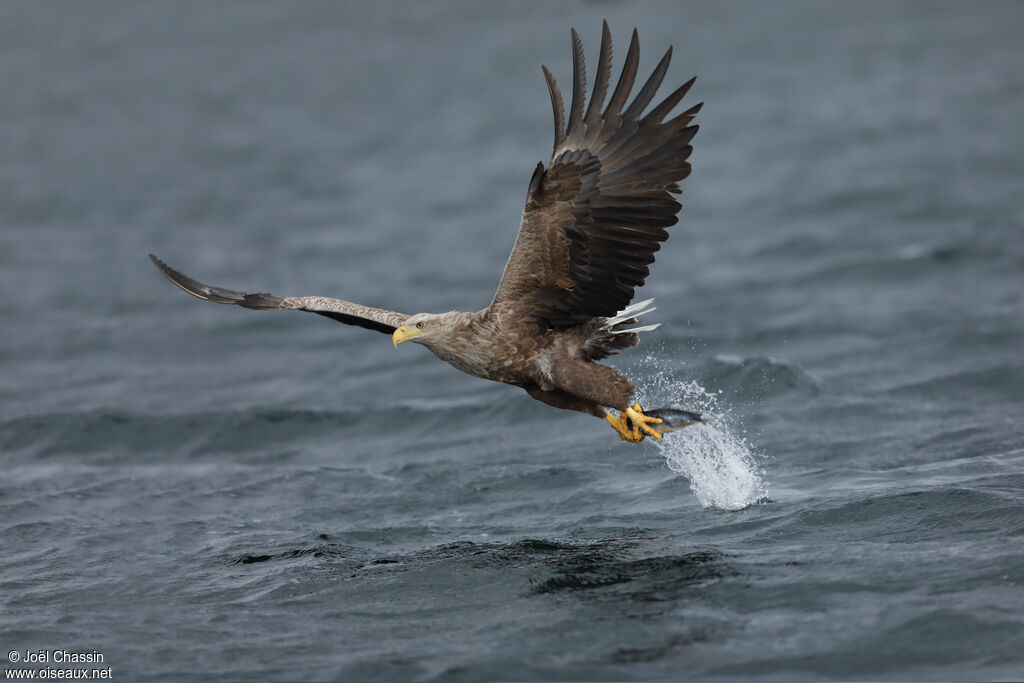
2;2;1023;681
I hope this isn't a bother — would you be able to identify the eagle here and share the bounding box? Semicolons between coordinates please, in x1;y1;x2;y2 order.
151;22;705;443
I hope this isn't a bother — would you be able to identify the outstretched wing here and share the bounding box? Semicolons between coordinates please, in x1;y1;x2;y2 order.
149;254;406;334
490;21;701;326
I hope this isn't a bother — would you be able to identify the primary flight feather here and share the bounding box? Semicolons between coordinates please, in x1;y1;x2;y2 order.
151;21;705;442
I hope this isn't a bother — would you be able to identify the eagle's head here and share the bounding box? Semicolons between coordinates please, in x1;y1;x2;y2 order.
391;311;486;377
392;313;445;348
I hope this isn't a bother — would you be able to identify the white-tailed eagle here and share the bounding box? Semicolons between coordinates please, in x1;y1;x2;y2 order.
152;22;704;442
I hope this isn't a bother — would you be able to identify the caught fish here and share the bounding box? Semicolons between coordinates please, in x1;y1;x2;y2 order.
641;407;705;436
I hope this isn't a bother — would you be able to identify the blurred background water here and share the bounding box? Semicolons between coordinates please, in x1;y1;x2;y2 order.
2;1;1023;681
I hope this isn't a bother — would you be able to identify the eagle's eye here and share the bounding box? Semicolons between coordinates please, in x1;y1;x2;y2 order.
416;321;424;329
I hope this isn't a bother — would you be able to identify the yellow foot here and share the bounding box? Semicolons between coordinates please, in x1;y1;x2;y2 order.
604;403;663;443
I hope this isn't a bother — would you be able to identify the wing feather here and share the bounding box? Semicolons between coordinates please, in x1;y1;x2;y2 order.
583;21;613;131
149;254;405;334
604;29;640;121
622;46;672;120
566;28;587;142
490;22;700;326
541;66;567;151
642;76;696;126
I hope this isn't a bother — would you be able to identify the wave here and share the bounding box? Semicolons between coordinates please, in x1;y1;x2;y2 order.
881;364;1024;402
698;354;820;401
738;484;1024;545
223;532;730;604
0;399;508;462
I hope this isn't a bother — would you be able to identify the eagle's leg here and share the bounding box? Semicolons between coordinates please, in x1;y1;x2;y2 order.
604;404;663;443
530;361;663;443
524;385;607;416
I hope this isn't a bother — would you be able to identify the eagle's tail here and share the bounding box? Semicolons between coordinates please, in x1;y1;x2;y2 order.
585;298;660;360
604;297;660;334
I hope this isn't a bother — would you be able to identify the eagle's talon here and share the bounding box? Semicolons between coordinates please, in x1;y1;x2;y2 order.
605;405;663;442
626;405;663;440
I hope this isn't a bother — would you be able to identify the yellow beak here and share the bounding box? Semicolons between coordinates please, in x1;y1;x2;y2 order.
392;325;422;347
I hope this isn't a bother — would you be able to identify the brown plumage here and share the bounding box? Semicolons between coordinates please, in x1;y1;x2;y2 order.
150;22;701;441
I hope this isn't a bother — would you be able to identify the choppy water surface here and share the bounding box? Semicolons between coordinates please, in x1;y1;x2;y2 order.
2;2;1023;681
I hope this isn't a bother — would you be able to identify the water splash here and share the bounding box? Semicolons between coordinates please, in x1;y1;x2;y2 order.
639;370;767;511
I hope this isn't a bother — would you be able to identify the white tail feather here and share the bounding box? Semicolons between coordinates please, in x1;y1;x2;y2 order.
605;297;656;327
605;298;660;335
612;322;661;334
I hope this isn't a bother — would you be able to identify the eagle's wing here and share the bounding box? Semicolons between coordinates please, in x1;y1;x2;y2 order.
150;254;406;334
490;22;700;326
